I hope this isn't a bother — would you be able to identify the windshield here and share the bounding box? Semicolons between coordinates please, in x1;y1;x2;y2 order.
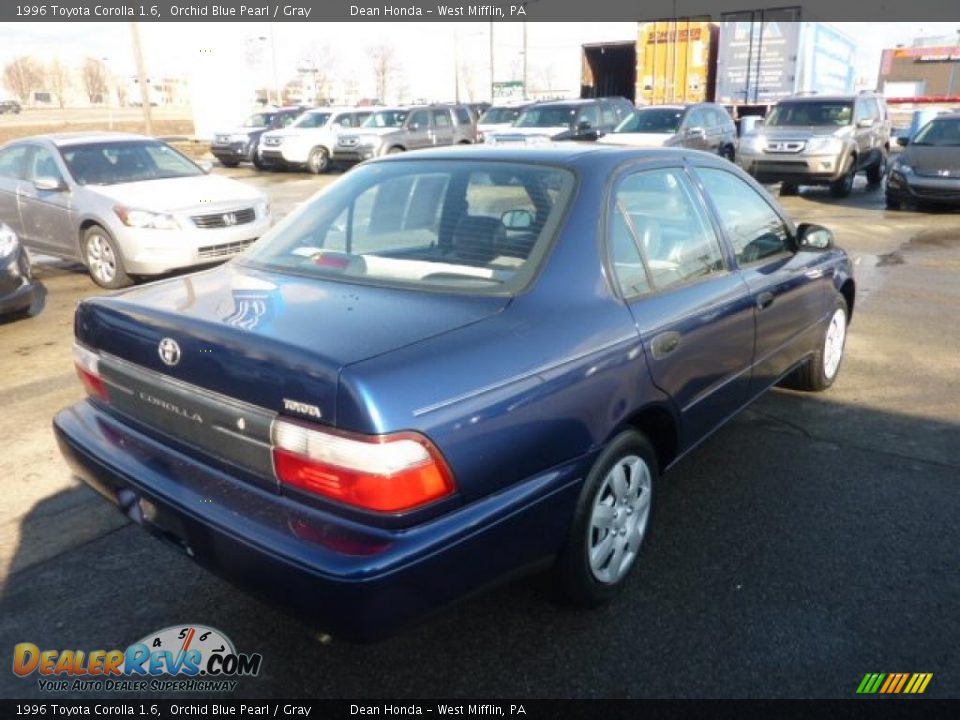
515;106;577;128
293;112;332;129
911;118;960;146
480;107;523;125
241;113;273;128
60;140;204;186
766;101;853;127
615;108;683;134
243;160;575;295
363;110;409;128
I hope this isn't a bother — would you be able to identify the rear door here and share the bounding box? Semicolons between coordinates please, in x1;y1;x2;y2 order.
406;109;433;149
609;164;755;448
694;166;829;394
431;108;455;146
0;143;29;236
18;144;75;257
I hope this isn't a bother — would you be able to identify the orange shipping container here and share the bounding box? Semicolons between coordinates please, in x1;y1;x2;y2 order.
637;21;718;105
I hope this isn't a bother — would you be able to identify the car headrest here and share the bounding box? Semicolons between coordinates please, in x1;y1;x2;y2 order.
451;215;503;264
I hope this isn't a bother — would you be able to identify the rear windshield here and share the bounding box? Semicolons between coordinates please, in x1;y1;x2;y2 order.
911;117;960;146
363;110;408;128
767;102;853;127
243;160;575;295
292;112;331;128
615;108;683;134
60;140;203;186
515;106;578;128
481;107;524;125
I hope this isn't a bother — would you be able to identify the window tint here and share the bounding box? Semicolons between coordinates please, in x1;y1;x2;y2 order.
244;160;575;295
614;168;725;291
27;147;64;183
433;109;452;128
698;168;792;265
0;145;28;179
455;107;472;125
408;110;430;129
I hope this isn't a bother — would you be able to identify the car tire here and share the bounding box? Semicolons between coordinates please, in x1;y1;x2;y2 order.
787;296;849;392
830;158;856;198
219;160;239;168
387;146;405;155
251;148;266;170
885;194;902;210
307;147;330;174
780;182;799;196
720;145;736;163
557;429;657;607
866;152;887;186
83;226;132;289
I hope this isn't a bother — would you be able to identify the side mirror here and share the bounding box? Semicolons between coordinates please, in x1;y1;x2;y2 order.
685;126;706;137
897;136;909;147
410;122;422;131
33;176;66;192
576;120;592;132
501;209;534;230
197;160;213;174
796;223;834;251
857;118;874;128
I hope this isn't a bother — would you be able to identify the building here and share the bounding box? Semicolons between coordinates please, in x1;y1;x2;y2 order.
878;44;960;98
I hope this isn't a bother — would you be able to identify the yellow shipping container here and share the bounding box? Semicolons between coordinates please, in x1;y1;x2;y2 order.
637;21;718;105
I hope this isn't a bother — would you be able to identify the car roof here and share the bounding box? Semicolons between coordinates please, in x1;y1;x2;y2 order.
533;98;621;107
779;95;857;103
14;132;151;147
369;143;708;168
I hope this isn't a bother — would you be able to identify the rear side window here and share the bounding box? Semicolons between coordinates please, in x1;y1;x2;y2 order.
433;110;452;129
455;107;472;125
244;160;575;295
409;110;430;129
612;168;725;292
697;168;792;265
0;145;28;179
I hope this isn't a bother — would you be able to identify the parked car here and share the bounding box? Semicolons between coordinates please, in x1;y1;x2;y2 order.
477;102;535;142
738;92;891;197
259;107;373;173
485;97;634;144
598;103;738;161
210;107;306;169
886;113;960;209
332;104;477;165
0;100;22;115
0;133;271;288
54;144;854;641
0;221;42;317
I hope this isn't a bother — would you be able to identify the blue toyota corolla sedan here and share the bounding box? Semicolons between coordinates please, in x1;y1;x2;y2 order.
54;145;854;641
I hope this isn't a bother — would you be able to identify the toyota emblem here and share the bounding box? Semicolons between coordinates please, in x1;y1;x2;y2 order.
158;338;181;366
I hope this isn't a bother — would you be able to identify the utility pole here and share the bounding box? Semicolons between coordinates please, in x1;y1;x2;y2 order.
522;22;528;100
489;22;495;101
130;22;153;135
270;24;280;105
454;28;460;103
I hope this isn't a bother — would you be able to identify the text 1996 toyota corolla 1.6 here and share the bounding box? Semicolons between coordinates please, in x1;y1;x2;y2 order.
54;145;854;641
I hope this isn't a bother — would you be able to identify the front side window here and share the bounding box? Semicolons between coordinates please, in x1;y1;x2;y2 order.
697;168;792;265
515;106;578;129
243;160;575;295
292;112;331;129
60;141;204;186
578;105;600;129
363;110;408;128
480;107;523;125
242;113;273;128
615;108;683;134
27;147;64;183
455;107;472;125
408;111;430;130
433;110;452;128
0;145;29;179
612;168;725;292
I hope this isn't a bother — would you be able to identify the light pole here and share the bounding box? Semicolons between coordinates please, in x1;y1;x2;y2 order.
489;22;495;102
129;22;153;135
522;22;528;100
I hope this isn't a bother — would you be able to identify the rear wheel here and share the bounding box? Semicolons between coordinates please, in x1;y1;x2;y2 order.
866;152;887;186
83;226;132;289
780;182;799;196
387;146;405;155
557;430;657;606
252;148;266;170
830;158;856;198
307;146;330;174
219;159;239;168
720;145;736;163
788;297;848;392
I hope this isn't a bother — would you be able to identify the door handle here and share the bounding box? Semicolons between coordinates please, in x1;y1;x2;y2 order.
756;291;775;311
651;331;682;360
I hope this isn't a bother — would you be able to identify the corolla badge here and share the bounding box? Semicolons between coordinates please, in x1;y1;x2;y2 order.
158;338;181;366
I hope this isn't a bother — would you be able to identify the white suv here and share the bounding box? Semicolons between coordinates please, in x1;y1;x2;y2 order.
258;107;373;174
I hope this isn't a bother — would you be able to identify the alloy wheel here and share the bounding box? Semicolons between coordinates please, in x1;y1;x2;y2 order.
587;454;652;584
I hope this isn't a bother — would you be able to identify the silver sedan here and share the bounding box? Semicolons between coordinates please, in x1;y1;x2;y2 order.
0;132;271;288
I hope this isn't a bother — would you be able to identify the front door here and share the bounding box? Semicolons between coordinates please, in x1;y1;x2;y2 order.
611;165;756;448
406;109;433;150
695;166;829;394
0;144;29;236
18;145;75;257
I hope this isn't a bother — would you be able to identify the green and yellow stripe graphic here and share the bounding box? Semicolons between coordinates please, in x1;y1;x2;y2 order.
857;672;933;694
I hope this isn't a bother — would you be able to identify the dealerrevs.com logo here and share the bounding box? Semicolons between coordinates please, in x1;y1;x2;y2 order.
13;625;262;693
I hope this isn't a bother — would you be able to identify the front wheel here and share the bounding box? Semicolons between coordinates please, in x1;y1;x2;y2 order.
83;226;132;289
557;430;657;607
780;182;799;196
788;297;849;392
387;146;405;155
866;152;887;186
307;147;330;174
830;159;856;198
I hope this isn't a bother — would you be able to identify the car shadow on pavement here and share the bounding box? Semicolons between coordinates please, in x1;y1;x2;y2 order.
1;392;958;699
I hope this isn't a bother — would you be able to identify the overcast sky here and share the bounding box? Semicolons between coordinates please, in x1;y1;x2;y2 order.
2;22;959;101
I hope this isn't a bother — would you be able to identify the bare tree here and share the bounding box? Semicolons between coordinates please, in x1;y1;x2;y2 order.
81;58;108;104
368;43;399;103
297;45;335;104
3;56;44;103
47;59;71;109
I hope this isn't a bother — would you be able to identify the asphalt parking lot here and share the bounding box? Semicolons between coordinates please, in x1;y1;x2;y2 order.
0;165;958;699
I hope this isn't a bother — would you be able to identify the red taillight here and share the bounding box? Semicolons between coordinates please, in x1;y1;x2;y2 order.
73;343;108;401
272;419;455;513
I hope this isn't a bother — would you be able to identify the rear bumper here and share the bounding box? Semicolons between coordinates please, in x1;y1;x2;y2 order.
53;401;585;641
